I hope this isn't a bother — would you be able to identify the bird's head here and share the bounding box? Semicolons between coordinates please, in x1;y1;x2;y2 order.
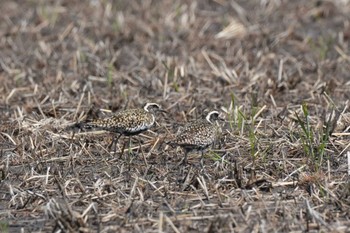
206;110;224;123
143;103;166;113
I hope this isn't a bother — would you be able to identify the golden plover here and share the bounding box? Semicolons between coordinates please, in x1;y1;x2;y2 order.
169;111;222;166
78;103;165;151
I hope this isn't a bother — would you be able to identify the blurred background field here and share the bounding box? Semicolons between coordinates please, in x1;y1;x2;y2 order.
0;0;349;232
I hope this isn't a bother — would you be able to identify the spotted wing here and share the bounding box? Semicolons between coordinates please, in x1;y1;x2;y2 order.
173;120;217;149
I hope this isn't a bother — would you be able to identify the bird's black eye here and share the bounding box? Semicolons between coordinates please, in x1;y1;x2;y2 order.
210;113;219;121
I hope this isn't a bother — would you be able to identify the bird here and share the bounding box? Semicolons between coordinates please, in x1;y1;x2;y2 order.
168;110;222;166
77;103;165;153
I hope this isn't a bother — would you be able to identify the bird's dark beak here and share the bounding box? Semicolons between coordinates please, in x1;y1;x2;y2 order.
218;113;226;121
157;109;167;116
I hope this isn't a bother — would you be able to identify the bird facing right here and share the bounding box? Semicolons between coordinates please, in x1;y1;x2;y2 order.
169;111;223;166
76;103;165;153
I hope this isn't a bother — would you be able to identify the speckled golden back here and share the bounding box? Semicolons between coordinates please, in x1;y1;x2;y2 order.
83;108;155;135
172;119;219;150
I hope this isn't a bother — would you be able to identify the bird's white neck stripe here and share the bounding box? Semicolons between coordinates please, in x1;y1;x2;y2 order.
206;113;212;123
206;111;219;123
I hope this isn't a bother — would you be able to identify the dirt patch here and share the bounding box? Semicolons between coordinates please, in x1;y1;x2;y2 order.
1;0;350;232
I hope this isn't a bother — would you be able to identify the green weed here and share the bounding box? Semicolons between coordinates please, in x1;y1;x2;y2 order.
0;222;8;233
107;63;114;87
307;35;334;60
294;102;334;171
227;92;246;136
162;61;178;92
207;150;222;162
37;4;60;26
227;92;261;163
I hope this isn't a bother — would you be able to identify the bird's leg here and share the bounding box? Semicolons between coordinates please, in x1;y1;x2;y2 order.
178;150;189;166
113;134;121;154
108;133;122;154
184;150;189;165
128;136;132;153
200;150;204;169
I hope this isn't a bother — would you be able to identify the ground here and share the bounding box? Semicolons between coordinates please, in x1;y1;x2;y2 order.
0;0;350;232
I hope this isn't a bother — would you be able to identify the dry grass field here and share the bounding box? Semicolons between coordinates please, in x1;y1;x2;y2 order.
1;0;350;232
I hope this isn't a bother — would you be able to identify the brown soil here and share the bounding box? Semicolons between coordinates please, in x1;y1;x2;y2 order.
1;0;350;232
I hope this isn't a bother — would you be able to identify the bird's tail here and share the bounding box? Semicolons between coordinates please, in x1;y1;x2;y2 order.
75;122;87;129
71;121;101;131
